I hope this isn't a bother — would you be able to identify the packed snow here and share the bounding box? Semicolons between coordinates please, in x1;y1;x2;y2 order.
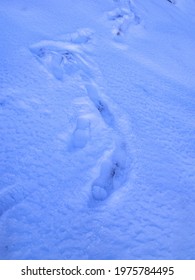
0;0;195;259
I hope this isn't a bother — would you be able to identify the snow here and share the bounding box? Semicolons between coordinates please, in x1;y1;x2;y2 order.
0;0;195;259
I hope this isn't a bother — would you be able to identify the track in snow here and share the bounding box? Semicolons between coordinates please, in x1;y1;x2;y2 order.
30;29;132;202
107;0;141;36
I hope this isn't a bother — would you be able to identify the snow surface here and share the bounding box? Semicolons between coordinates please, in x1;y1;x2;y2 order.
0;0;195;259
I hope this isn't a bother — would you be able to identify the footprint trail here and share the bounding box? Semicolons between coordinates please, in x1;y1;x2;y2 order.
30;29;132;202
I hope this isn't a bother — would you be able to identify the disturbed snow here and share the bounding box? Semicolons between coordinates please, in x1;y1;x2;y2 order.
0;0;195;259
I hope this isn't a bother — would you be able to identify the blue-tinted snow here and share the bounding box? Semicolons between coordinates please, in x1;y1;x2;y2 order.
0;0;194;259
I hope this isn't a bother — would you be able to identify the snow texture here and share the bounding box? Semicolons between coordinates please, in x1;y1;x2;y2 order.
0;0;195;260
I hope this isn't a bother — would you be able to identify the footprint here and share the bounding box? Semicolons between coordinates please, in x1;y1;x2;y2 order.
108;0;141;36
30;29;94;81
30;44;96;81
71;116;90;150
84;82;115;126
108;8;131;36
111;142;128;188
91;142;128;201
31;47;78;80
